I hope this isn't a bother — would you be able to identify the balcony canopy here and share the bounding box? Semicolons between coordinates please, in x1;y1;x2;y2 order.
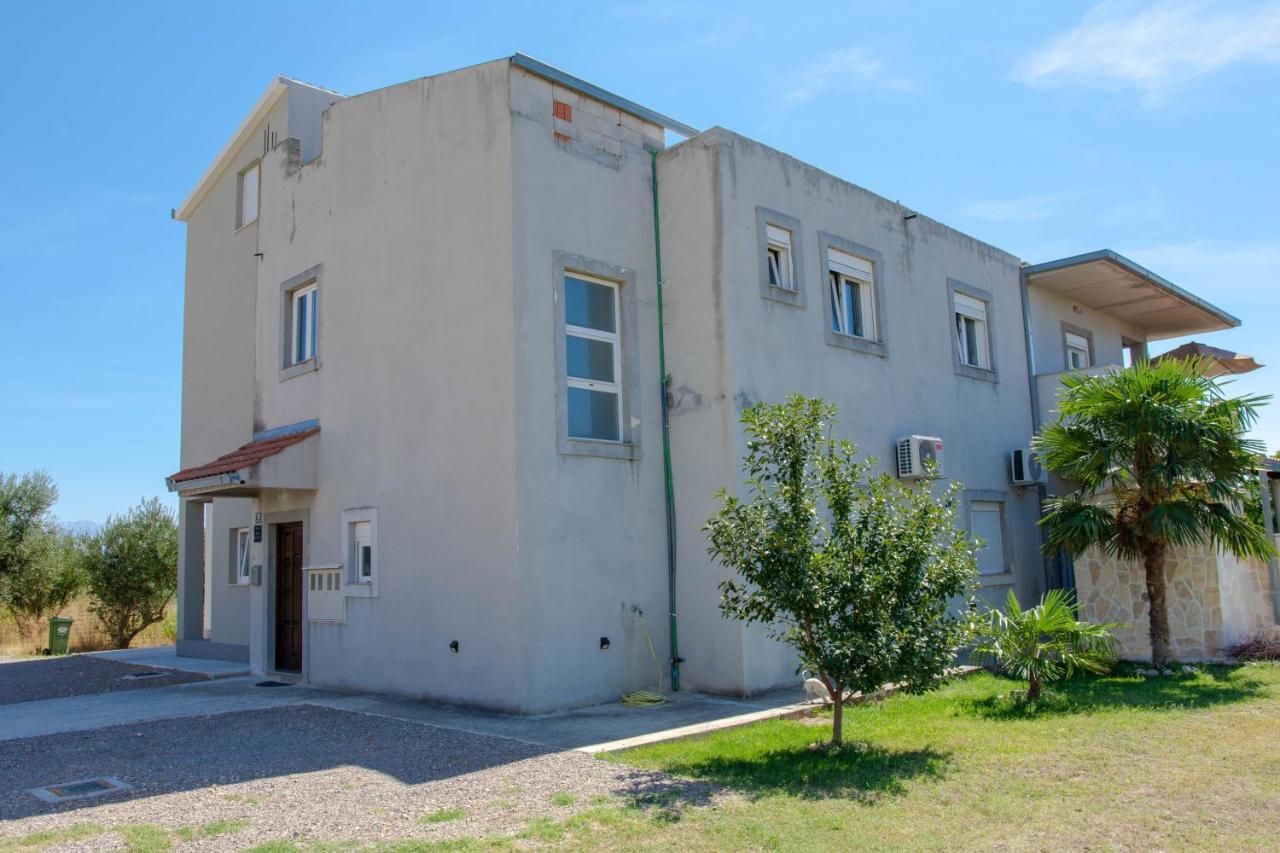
167;423;319;497
1024;250;1239;341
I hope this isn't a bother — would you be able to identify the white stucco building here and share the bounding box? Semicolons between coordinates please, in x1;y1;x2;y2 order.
168;55;1259;711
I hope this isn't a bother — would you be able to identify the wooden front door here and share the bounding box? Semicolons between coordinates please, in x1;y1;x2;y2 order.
275;522;304;672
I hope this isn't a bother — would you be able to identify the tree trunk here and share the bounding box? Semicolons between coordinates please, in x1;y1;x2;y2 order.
831;683;844;746
1027;673;1042;701
1141;538;1172;668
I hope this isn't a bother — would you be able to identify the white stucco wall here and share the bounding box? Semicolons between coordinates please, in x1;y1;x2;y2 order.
245;60;524;709
658;129;1044;695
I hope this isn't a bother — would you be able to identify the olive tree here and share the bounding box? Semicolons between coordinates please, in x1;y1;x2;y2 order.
706;395;977;746
0;471;83;639
82;498;178;648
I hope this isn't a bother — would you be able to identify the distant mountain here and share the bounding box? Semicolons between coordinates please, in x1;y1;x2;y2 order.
60;520;103;537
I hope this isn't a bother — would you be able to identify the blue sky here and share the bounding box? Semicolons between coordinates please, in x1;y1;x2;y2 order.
1;0;1277;523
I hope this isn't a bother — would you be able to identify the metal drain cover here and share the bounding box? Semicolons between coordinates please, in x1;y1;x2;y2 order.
28;776;133;803
122;671;169;681
255;680;291;688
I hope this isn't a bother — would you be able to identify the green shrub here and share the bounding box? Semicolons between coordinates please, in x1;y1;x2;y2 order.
971;589;1119;700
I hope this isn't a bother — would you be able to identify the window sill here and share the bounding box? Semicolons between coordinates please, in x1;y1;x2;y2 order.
279;358;319;382
824;332;886;358
558;437;641;461
227;582;251;589
762;285;805;307
978;571;1014;588
234;219;257;234
954;363;998;383
344;582;377;599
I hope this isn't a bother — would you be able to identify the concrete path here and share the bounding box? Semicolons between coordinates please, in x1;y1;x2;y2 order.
88;645;250;678
0;673;814;750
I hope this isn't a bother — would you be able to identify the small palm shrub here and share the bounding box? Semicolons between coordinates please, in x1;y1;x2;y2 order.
972;589;1119;700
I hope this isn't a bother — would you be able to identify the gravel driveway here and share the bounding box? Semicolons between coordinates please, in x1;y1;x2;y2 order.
0;704;717;848
0;656;207;705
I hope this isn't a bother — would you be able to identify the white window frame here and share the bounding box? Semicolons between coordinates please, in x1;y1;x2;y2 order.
1065;331;1091;370
828;248;877;341
234;527;252;585
341;507;378;598
765;224;795;292
564;272;623;444
954;293;990;369
237;161;260;229
291;283;318;366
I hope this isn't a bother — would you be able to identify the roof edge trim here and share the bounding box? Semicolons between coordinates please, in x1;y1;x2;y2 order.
510;53;699;139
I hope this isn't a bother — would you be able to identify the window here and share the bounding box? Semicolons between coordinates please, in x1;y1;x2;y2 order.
1122;339;1145;368
234;528;251;585
970;501;1007;576
237;162;260;229
954;292;990;369
564;272;622;442
828;249;876;340
341;507;378;596
352;521;373;582
291;283;318;365
1065;331;1091;370
765;225;794;291
756;209;805;306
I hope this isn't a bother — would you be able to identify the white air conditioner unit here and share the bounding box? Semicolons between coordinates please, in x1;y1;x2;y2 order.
1009;447;1043;486
896;435;944;479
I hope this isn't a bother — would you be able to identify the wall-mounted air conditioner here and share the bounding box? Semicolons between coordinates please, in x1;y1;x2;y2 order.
1009;447;1043;486
896;435;944;479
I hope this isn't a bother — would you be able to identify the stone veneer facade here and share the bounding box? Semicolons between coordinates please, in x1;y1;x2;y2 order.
1075;541;1277;661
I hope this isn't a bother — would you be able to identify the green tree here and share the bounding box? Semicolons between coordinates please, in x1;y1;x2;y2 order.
706;395;977;746
82;498;178;648
1035;358;1275;668
2;529;85;642
0;470;59;587
0;471;82;638
972;589;1119;701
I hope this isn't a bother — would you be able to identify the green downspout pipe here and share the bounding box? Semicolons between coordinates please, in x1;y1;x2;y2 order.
651;149;681;692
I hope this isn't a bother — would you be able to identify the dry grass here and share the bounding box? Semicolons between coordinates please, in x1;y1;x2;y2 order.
0;596;174;657
1226;627;1280;661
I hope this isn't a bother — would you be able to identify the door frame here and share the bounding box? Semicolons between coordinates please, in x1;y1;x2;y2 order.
274;521;305;672
260;508;310;679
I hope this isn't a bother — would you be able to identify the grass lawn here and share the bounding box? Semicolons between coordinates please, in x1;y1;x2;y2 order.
10;665;1277;852
570;663;1280;851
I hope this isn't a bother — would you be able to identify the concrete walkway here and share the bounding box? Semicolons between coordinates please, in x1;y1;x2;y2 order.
88;645;249;678
0;673;815;751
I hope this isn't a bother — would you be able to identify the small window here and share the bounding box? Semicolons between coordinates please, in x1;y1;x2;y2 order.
1065;332;1091;370
970;501;1006;576
564;272;622;442
827;249;876;340
234;528;252;584
291;283;318;365
351;521;373;583
765;225;794;291
954;293;990;369
237;162;260;229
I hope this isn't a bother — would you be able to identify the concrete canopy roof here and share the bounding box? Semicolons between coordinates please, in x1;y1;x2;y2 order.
1023;249;1239;341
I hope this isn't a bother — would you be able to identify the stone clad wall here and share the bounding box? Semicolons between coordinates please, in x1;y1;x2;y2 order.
1075;542;1276;661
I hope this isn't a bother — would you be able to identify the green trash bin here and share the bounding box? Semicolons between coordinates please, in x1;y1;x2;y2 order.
47;616;73;655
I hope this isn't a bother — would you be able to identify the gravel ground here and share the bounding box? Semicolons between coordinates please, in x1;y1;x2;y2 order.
0;705;718;849
0;656;208;705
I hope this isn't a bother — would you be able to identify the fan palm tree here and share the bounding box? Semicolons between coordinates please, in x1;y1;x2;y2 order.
972;589;1119;700
1035;357;1274;668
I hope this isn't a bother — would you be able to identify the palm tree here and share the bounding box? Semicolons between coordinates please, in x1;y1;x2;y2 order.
972;589;1118;700
1035;357;1274;669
